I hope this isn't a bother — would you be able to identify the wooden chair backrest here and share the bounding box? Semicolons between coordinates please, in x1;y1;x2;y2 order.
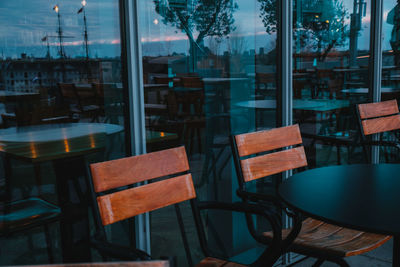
154;76;173;84
256;73;276;83
58;83;77;99
234;124;307;182
357;99;400;136
180;77;204;88
90;146;196;226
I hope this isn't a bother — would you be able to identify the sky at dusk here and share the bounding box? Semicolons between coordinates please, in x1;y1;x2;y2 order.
0;0;398;59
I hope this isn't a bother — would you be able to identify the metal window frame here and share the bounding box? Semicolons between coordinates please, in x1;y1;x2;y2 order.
369;0;383;163
121;0;151;254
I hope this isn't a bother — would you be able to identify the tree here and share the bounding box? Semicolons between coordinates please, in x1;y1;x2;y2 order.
154;0;238;71
258;0;349;62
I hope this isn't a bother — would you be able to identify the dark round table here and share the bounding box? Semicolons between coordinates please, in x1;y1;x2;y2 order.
279;164;400;266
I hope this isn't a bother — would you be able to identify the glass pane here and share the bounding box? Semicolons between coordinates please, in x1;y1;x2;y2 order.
0;0;127;264
380;0;400;163
139;0;278;265
293;0;370;168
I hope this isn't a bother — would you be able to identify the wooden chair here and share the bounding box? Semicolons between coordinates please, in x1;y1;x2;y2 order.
58;83;100;122
255;73;276;99
231;124;392;267
357;99;400;163
88;146;284;267
0;162;60;262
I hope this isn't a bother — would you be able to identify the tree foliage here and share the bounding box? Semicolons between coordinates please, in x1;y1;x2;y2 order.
258;0;350;60
154;0;238;49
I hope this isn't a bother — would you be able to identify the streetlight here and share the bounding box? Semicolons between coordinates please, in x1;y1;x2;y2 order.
78;0;89;60
53;4;65;58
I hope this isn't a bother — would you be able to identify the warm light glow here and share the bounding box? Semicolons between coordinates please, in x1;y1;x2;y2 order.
325;20;329;24
89;134;95;148
30;143;37;158
64;139;70;152
82;0;87;6
153;19;159;25
315;15;319;18
160;132;165;137
54;5;59;13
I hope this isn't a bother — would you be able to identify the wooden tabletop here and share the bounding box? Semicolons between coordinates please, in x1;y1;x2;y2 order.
0;123;123;162
0;91;40;101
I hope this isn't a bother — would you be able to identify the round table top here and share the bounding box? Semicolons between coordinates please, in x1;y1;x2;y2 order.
341;87;400;94
0;123;123;143
235;99;349;111
202;77;248;83
279;164;400;236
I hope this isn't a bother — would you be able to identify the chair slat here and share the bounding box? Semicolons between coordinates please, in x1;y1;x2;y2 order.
240;146;307;182
235;124;303;157
361;114;400;135
90;146;189;192
358;99;399;119
97;174;196;226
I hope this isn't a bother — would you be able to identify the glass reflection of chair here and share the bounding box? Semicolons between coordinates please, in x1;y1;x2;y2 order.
357;99;400;163
255;73;276;99
177;76;205;156
231;124;391;267
58;83;100;122
87;146;283;266
1;156;60;263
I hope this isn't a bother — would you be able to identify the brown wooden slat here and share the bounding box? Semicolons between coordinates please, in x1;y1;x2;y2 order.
263;222;391;258
97;174;195;225
235;124;303;157
361;114;400;135
358;99;399;119
90;146;189;192
195;257;247;267
294;223;343;241
240;146;307;182
329;233;392;257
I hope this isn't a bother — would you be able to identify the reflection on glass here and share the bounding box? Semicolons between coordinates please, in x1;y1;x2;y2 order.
139;0;278;265
293;0;370;169
0;0;126;264
380;0;400;163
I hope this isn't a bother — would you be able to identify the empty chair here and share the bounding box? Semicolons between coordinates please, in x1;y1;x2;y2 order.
357;99;400;162
0;168;60;262
231;124;391;266
58;83;100;122
88;146;284;266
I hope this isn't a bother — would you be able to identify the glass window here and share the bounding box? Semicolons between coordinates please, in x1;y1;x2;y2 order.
293;0;371;168
380;0;400;163
0;0;128;264
138;0;278;265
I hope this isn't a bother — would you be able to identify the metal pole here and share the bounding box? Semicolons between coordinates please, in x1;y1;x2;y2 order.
369;0;383;163
57;12;64;58
83;8;89;60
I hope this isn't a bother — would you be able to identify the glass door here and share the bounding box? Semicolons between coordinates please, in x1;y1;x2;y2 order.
138;0;278;265
292;0;371;168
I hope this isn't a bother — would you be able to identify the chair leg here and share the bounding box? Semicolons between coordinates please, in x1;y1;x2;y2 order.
312;258;324;267
44;224;54;263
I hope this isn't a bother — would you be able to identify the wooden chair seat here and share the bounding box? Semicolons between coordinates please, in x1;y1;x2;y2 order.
195;257;247;267
263;218;391;258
